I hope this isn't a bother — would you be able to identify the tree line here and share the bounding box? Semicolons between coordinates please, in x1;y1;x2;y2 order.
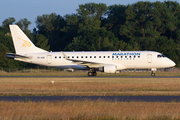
0;1;180;69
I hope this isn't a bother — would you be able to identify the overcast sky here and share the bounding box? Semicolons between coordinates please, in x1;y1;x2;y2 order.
1;0;178;30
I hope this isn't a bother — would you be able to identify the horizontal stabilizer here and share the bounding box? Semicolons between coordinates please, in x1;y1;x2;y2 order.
6;53;30;59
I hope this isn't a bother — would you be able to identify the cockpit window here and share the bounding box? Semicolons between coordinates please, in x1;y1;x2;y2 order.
157;55;161;58
157;54;166;58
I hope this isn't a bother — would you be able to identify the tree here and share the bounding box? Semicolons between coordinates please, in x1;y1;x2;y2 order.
77;3;108;22
16;18;32;40
0;42;13;68
2;17;16;33
65;3;115;51
120;1;153;50
35;34;50;51
0;30;14;52
36;13;66;51
1;1;179;68
104;4;127;39
16;18;31;31
65;27;119;51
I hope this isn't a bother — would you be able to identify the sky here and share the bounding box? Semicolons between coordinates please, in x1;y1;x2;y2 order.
1;0;179;30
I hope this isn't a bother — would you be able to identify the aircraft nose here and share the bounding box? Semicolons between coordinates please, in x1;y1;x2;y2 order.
169;60;176;67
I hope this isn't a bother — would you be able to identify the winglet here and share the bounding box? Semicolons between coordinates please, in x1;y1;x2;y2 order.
61;51;68;60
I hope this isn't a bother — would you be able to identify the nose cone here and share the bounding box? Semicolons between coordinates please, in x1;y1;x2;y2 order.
169;60;176;67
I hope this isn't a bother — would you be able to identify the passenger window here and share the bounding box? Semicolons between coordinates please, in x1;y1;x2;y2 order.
86;56;88;58
68;56;70;58
94;56;96;58
134;56;136;58
108;56;110;58
72;56;74;58
112;56;114;58
77;56;79;58
138;56;140;58
121;56;123;58
59;56;61;59
99;56;101;58
90;56;92;58
125;56;127;58
81;56;83;58
55;56;57;59
116;56;118;58
104;56;105;58
129;56;131;58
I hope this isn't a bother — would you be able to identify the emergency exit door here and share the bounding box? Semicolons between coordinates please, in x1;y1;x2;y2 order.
47;55;52;64
147;54;152;63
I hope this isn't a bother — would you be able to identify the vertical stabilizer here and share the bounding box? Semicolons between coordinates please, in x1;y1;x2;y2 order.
9;25;47;54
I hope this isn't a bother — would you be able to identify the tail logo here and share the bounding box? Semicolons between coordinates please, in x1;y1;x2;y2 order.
18;37;31;47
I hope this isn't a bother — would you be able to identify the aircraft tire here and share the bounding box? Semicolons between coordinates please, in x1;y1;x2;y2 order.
93;72;97;76
88;72;94;77
151;73;155;77
88;72;97;76
88;72;92;77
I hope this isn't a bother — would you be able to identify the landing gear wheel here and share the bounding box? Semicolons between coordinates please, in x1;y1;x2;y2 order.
151;73;155;77
88;71;97;77
88;72;93;77
93;72;97;76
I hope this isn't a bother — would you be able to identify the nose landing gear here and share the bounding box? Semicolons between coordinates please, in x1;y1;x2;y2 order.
151;71;155;77
151;68;156;77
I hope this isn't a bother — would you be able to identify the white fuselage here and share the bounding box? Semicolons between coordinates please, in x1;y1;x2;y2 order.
15;51;175;70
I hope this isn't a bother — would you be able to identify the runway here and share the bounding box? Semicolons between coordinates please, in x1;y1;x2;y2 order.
0;96;180;102
0;76;179;78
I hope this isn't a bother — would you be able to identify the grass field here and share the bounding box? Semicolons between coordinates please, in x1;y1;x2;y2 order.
0;77;180;96
1;100;180;120
0;70;179;76
1;74;180;119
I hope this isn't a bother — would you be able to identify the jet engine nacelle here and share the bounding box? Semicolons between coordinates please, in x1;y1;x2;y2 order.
99;65;117;73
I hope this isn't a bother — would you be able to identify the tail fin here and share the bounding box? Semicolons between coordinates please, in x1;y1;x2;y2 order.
9;25;47;54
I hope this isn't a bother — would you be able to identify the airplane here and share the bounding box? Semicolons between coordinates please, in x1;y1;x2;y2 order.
6;25;176;77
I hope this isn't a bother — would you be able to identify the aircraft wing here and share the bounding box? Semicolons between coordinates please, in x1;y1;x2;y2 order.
6;53;30;59
61;51;108;68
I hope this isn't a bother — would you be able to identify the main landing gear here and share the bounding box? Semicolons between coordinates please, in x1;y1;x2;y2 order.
88;68;97;77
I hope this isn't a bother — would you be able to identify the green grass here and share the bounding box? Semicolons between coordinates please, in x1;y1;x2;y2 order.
0;69;179;76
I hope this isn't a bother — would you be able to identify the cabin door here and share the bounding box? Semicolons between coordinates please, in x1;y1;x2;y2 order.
147;54;152;63
47;55;52;64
